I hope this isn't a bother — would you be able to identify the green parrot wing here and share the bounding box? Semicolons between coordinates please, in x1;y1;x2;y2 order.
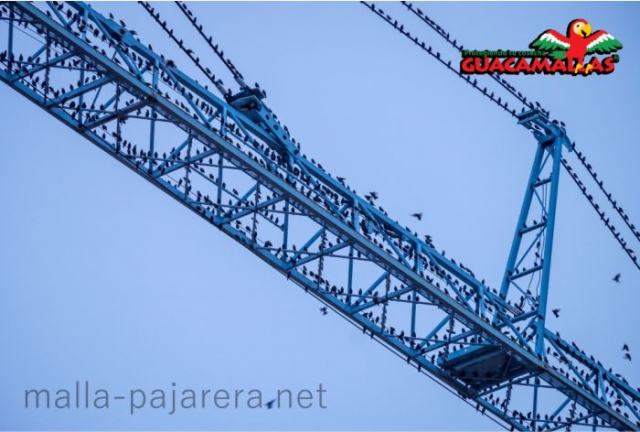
530;30;570;53
586;31;623;55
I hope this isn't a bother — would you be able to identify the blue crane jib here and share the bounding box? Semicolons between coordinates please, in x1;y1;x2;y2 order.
0;2;638;430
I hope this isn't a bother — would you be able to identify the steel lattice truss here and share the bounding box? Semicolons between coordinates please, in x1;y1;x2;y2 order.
1;2;639;430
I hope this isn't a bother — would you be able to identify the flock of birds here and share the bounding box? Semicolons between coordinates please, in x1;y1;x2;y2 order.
2;1;638;427
363;1;640;273
365;2;545;120
549;271;631;363
323;192;634;367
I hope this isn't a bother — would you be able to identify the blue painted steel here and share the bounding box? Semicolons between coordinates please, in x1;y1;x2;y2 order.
499;111;571;357
0;2;638;430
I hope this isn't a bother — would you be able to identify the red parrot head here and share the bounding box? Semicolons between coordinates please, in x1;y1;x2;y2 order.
567;19;592;38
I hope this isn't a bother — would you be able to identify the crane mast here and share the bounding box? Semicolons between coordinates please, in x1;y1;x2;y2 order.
0;2;638;430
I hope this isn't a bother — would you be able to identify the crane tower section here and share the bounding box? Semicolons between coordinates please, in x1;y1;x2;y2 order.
0;2;638;430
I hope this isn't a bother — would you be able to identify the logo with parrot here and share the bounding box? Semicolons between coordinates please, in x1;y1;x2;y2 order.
530;19;623;74
460;19;623;76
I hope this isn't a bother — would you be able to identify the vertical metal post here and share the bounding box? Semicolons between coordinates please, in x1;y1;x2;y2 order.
77;7;88;124
535;134;563;355
499;111;567;356
411;246;421;338
7;2;14;72
282;199;290;259
347;246;354;305
115;84;122;152
499;142;546;300
148;60;159;172
216;153;223;217
185;130;192;200
44;31;50;103
252;181;260;242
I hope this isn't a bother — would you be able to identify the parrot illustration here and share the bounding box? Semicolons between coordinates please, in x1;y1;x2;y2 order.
530;19;622;74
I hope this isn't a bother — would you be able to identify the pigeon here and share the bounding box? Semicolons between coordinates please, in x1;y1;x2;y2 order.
411;212;423;221
266;399;276;409
320;307;328;315
613;273;621;283
552;308;560;318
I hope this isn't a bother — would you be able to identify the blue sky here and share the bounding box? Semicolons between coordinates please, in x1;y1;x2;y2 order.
1;2;639;430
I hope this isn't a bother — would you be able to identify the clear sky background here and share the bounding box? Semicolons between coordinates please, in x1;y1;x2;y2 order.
1;1;639;430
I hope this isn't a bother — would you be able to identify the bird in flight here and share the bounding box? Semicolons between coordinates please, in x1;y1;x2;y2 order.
411;212;423;221
622;344;630;352
320;307;328;315
613;273;621;283
266;399;276;409
552;308;560;318
624;352;632;361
